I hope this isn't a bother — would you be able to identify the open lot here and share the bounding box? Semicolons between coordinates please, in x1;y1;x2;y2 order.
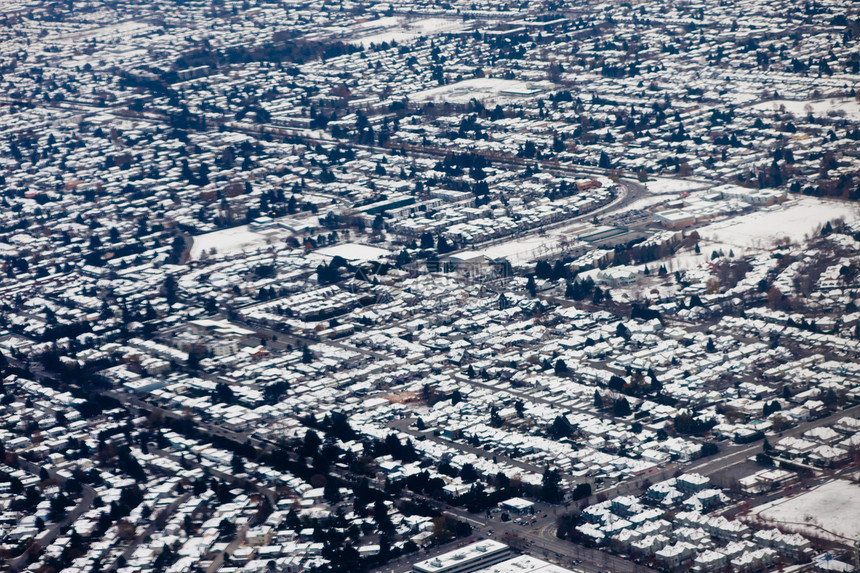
411;78;554;105
190;225;287;260
750;97;860;122
697;197;859;252
753;479;860;542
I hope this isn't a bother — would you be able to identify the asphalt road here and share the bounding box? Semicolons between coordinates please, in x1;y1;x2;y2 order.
100;382;860;573
109;491;193;568
376;496;655;573
689;402;860;478
9;459;97;572
374;403;860;573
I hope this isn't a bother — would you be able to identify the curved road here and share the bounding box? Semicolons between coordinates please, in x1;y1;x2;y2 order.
9;460;97;572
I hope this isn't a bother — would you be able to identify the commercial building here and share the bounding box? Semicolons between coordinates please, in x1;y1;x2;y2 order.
413;540;511;573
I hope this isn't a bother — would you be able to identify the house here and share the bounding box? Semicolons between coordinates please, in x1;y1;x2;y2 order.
808;445;849;468
655;541;696;569
738;468;793;494
731;548;777;573
754;529;812;560
774;436;817;458
692;549;728;573
833;417;860;435
675;473;710;494
804;426;841;444
631;534;669;557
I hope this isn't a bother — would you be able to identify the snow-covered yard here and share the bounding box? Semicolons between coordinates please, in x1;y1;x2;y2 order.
750;97;860;122
479;235;565;266
411;78;553;105
190;225;287;260
696;197;858;252
353;17;469;47
644;177;711;195
752;479;860;542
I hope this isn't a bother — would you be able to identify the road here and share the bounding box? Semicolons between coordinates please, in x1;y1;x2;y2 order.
9;459;97;572
375;492;655;573
108;383;860;573
109;491;193;568
110;383;646;573
32;290;860;573
689;402;860;478
374;403;860;573
387;417;545;476
207;519;253;573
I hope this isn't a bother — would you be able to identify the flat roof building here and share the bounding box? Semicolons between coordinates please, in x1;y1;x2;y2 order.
499;497;535;514
413;540;511;573
474;555;581;573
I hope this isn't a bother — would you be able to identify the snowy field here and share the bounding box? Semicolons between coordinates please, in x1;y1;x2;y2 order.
603;195;858;301
316;243;392;262
696;197;858;252
354;17;469;47
611;195;674;216
476;221;633;267
752;480;860;542
722;90;761;107
479;235;565;266
644;177;711;195
750;97;860;122
190;226;287;260
57;20;154;42
411;78;553;105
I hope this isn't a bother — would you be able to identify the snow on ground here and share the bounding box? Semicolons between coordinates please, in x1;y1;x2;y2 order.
476;218;619;266
696;197;858;252
410;17;467;34
752;479;860;542
354;17;469;47
356;30;415;47
644;177;711;195
190;225;286;260
411;78;553;105
611;195;674;215
354;16;399;30
664;248;712;271
315;243;392;262
479;235;563;267
750;97;860;122
723;90;762;107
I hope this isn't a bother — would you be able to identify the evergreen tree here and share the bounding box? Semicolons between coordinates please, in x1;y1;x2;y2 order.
231;453;245;474
613;397;632;417
540;467;563;503
526;275;537;297
599;151;612;169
